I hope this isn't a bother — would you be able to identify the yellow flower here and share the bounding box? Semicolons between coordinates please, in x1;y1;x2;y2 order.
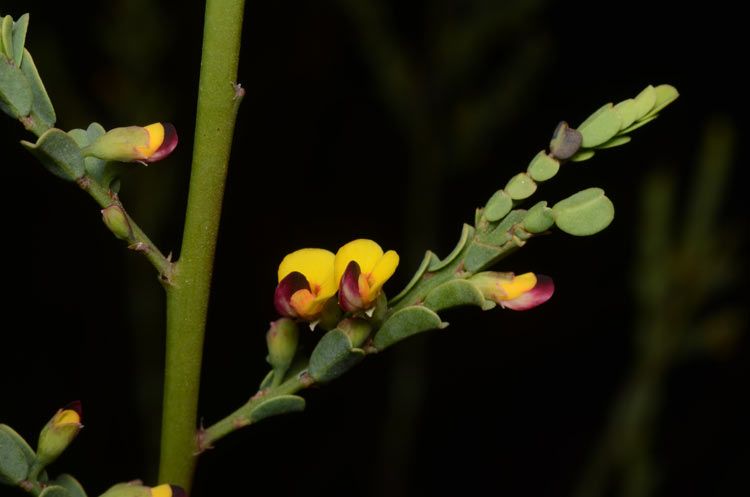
275;248;336;321
335;239;399;312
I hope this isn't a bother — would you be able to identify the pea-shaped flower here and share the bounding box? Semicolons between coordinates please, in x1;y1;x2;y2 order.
335;239;399;313
275;248;337;321
82;122;178;163
469;271;554;310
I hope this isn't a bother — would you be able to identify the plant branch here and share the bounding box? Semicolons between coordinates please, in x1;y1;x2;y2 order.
157;0;246;490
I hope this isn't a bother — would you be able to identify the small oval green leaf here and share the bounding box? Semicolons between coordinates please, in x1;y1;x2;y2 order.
527;150;560;182
505;172;537;200
39;485;72;497
569;149;595;162
1;16;12;60
523;201;554;233
11;14;29;66
484;190;513;222
429;224;474;271
250;395;306;423
632;85;657;121
20;49;56;127
596;135;631;149
620;114;658;134
373;306;445;350
644;84;679;118
0;55;32;117
389;251;438;305
424;279;493;312
21;128;85;181
463;242;503;273
308;329;364;383
0;426;30;485
614;98;638;130
552;187;614;236
53;475;88;497
577;104;622;148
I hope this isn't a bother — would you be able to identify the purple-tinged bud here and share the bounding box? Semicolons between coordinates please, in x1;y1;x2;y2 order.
82;123;178;164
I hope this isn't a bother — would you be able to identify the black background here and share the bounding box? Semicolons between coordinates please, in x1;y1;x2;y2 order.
1;1;748;496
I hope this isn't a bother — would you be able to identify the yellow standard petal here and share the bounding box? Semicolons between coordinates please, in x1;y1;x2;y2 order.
55;409;81;427
497;272;537;300
278;248;336;298
135;123;165;158
367;250;399;295
335;239;384;284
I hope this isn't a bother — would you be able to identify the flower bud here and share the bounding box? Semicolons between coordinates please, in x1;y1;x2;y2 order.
36;401;82;466
82;123;178;163
469;272;554;310
101;205;132;240
266;318;299;373
337;318;372;348
99;482;186;497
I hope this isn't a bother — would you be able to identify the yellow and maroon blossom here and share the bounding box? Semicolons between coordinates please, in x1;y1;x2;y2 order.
99;481;186;497
275;248;337;321
82;122;178;163
36;401;83;466
335;239;399;313
469;272;554;310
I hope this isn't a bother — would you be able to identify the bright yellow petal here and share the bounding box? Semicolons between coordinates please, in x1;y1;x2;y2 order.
367;250;399;296
278;248;336;296
136;123;165;157
498;272;537;300
55;409;80;426
335;239;384;283
151;485;172;497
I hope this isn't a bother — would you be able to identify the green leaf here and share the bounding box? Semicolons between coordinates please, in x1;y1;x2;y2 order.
614;98;638;130
39;485;72;497
596;135;631;149
308;329;364;383
0;425;30;485
250;395;306;423
481;209;527;246
0;55;32;118
523;201;554;233
373;306;445;350
504;172;537;200
644;84;679;119
258;370;274;390
424;279;493;312
569;150;595;162
389;251;438;305
463;242;503;273
21;128;85;181
620;114;658;134
577;104;621;148
527;150;560;182
1;16;12;60
552;187;615;236
429;224;473;271
52;475;88;497
11;14;29;66
632;85;656;121
483;190;512;222
20;49;56;127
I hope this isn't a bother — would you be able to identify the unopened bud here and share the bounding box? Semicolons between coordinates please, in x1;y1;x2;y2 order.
338;318;372;348
36;401;82;466
99;482;186;497
101;205;132;240
82;123;178;163
266;318;299;372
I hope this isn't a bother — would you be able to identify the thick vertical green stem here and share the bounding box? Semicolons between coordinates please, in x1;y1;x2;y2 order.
158;0;245;489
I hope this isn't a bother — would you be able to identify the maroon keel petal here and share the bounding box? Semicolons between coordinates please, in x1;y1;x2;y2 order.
338;260;364;312
274;271;310;317
145;123;179;162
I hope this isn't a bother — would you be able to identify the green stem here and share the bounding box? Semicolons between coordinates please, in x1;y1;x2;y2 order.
77;176;175;282
200;371;314;450
157;0;246;489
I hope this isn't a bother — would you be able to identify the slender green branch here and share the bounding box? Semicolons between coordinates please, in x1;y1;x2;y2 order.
200;371;314;450
77;175;175;282
158;0;246;489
